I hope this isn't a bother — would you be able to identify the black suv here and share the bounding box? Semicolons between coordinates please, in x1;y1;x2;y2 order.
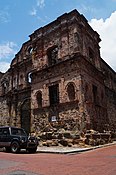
0;126;38;153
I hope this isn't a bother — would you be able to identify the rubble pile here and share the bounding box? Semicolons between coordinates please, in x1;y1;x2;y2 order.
85;130;112;146
33;129;113;147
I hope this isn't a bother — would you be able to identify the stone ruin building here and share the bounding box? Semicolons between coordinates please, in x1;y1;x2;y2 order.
0;10;116;137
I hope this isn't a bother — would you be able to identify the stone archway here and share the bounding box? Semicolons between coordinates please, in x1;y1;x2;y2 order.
20;99;31;134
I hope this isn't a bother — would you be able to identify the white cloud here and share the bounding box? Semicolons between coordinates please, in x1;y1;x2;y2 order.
0;10;10;23
37;0;45;8
89;11;116;71
0;62;10;73
29;0;45;17
0;41;17;73
0;41;17;60
30;7;37;16
29;0;47;23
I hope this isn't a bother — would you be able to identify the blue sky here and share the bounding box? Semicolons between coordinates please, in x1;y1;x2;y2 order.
0;0;116;72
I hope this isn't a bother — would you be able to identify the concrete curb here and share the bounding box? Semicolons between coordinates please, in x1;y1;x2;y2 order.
37;141;116;154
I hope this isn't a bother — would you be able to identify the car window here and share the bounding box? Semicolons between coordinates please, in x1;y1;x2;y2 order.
11;128;27;136
0;128;2;135
3;128;10;135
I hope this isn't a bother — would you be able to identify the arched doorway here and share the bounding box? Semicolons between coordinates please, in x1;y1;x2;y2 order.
20;99;31;134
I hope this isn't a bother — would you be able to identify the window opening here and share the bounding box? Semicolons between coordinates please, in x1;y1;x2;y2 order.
28;47;33;54
27;72;32;83
47;46;58;66
89;47;94;62
92;85;97;104
36;91;42;108
49;84;59;105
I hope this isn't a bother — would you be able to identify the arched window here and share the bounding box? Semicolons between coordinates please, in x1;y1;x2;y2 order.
36;91;42;108
28;46;33;54
67;83;75;101
27;72;32;83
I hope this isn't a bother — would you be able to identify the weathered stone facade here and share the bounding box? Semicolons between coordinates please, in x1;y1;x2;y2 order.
0;10;116;135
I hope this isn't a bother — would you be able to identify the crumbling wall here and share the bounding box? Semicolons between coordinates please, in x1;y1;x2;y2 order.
105;87;116;132
30;10;101;72
31;53;107;133
0;9;115;136
100;59;116;132
0;97;9;125
81;63;108;132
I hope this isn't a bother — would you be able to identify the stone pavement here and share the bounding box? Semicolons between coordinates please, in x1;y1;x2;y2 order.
37;141;116;154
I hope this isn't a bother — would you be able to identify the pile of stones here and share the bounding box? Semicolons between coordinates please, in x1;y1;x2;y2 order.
85;130;112;146
33;129;113;147
37;130;84;147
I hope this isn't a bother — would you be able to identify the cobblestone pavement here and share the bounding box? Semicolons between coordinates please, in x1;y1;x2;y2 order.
0;144;116;175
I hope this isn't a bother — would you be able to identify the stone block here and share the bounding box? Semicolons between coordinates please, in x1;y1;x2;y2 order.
63;132;71;139
52;140;59;146
111;132;116;141
92;134;100;140
100;133;111;142
85;134;91;139
40;132;47;140
57;133;63;139
46;140;53;147
58;139;68;146
46;132;54;140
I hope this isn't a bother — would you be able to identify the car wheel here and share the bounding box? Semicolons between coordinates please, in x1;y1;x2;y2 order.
11;141;20;153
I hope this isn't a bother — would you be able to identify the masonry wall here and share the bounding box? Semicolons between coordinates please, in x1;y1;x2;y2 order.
0;98;9;125
100;59;116;131
0;9;115;134
30;10;101;72
31;53;109;133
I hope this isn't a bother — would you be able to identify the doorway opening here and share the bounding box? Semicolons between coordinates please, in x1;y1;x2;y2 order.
20;99;31;134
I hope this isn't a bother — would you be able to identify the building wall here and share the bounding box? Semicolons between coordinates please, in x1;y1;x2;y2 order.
101;59;116;131
31;53;109;133
0;9;115;134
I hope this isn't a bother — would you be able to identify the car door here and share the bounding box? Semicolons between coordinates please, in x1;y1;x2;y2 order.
0;128;3;147
0;128;10;147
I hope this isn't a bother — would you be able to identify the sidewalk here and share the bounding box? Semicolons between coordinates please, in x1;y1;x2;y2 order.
37;141;116;154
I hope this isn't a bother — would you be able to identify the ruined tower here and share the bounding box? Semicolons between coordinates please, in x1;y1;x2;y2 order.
0;10;116;134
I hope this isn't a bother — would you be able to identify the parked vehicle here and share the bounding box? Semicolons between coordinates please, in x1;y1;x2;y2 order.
0;126;38;153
